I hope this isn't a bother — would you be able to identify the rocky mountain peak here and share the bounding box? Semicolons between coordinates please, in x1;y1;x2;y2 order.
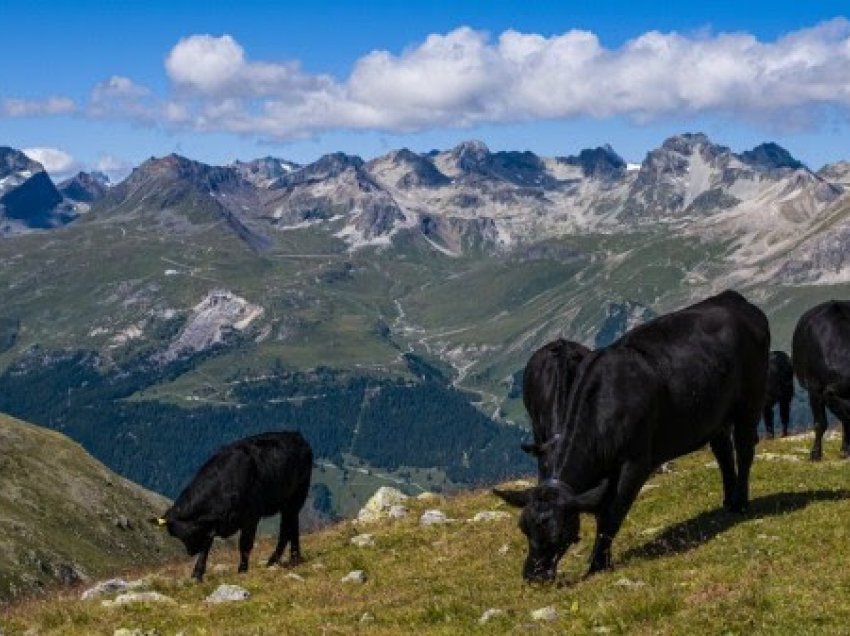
58;171;111;203
560;144;626;179
738;142;804;171
0;146;44;179
233;156;300;188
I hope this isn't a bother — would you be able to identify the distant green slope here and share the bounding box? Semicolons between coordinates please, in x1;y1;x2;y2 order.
0;413;181;602
5;435;850;634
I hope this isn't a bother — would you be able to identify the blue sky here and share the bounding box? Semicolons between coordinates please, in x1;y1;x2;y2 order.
2;0;850;178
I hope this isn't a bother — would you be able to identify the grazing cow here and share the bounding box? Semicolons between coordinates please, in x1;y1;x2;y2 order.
763;351;794;438
152;431;312;581
793;301;850;460
495;290;769;582
521;339;590;479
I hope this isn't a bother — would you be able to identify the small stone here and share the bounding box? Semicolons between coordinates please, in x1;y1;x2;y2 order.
311;562;326;570
360;612;375;623
592;627;612;634
341;570;367;584
639;526;661;537
531;606;558;621
103;591;176;607
81;578;131;600
498;544;510;555
419;509;452;526
639;484;659;494
387;505;408;519
416;491;440;502
479;608;505;624
351;533;375;547
205;584;251;603
285;572;305;582
470;510;511;523
657;462;674;474
113;515;132;530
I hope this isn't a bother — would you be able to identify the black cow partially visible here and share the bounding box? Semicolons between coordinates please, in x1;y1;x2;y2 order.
153;431;313;581
763;350;794;438
495;290;769;582
521;339;591;479
793;301;850;460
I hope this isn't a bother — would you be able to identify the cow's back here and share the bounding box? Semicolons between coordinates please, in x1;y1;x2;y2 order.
172;431;312;527
793;301;850;392
564;291;769;467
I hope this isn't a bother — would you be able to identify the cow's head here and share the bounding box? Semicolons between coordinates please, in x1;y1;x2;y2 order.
494;478;608;582
149;511;212;556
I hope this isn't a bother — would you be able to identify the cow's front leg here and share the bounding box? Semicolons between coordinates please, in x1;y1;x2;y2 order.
728;421;757;513
841;419;850;458
238;519;259;573
779;399;791;438
762;405;775;438
586;461;650;576
192;536;214;582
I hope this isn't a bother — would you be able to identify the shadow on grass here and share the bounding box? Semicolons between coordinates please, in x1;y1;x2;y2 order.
622;489;850;562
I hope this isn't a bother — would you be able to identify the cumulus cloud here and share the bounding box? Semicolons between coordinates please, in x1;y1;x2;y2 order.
34;18;850;139
1;96;75;117
22;147;79;178
95;154;133;181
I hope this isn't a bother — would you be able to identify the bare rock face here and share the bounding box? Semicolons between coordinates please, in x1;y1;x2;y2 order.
159;289;263;362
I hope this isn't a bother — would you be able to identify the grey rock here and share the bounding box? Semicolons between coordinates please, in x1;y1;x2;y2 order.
359;612;375;623
470;510;511;523
341;570;367;584
479;608;506;624
531;606;558;621
419;509;452;526
205;583;251;603
102;591;175;607
81;578;132;600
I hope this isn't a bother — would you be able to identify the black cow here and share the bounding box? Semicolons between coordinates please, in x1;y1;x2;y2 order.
521;339;590;479
495;290;769;582
153;431;313;581
793;301;850;460
763;351;794;438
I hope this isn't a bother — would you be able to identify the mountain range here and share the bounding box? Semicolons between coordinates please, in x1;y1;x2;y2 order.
1;133;849;515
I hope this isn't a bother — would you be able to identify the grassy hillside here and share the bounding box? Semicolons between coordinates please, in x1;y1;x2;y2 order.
0;414;181;603
4;434;850;634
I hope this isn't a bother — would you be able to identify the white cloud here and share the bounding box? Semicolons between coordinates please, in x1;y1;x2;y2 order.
95;154;133;181
22;147;78;178
1;96;75;117
33;18;850;139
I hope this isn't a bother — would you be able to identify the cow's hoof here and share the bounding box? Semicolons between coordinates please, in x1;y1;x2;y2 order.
285;556;304;568
238;564;248;574
724;499;748;514
810;450;823;462
266;557;281;568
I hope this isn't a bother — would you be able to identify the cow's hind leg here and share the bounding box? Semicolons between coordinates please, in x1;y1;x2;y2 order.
728;419;757;513
284;512;303;567
840;418;850;459
238;519;259;573
267;513;292;567
779;399;791;438
709;431;737;510
586;460;652;576
762;404;775;439
810;394;828;461
192;536;214;582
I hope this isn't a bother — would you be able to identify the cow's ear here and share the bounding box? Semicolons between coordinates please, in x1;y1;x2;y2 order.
568;479;609;511
493;487;534;508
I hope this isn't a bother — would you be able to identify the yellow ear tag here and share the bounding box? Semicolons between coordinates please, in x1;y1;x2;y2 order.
157;517;167;526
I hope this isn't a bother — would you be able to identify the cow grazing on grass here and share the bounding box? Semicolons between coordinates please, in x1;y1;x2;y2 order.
152;431;313;581
793;301;850;460
495;290;769;582
521;339;590;479
763;351;794;438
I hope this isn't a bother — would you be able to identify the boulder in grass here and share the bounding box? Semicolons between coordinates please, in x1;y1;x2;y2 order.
205;584;251;603
341;570;367;584
479;608;505;624
419;509;452;526
356;487;409;523
102;592;176;607
470;510;511;523
531;606;558;621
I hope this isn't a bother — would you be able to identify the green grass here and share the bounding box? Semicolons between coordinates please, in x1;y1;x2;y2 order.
5;435;850;634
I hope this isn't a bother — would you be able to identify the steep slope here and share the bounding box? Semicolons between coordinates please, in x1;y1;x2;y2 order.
0;413;180;602
5;436;850;634
57;171;110;205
